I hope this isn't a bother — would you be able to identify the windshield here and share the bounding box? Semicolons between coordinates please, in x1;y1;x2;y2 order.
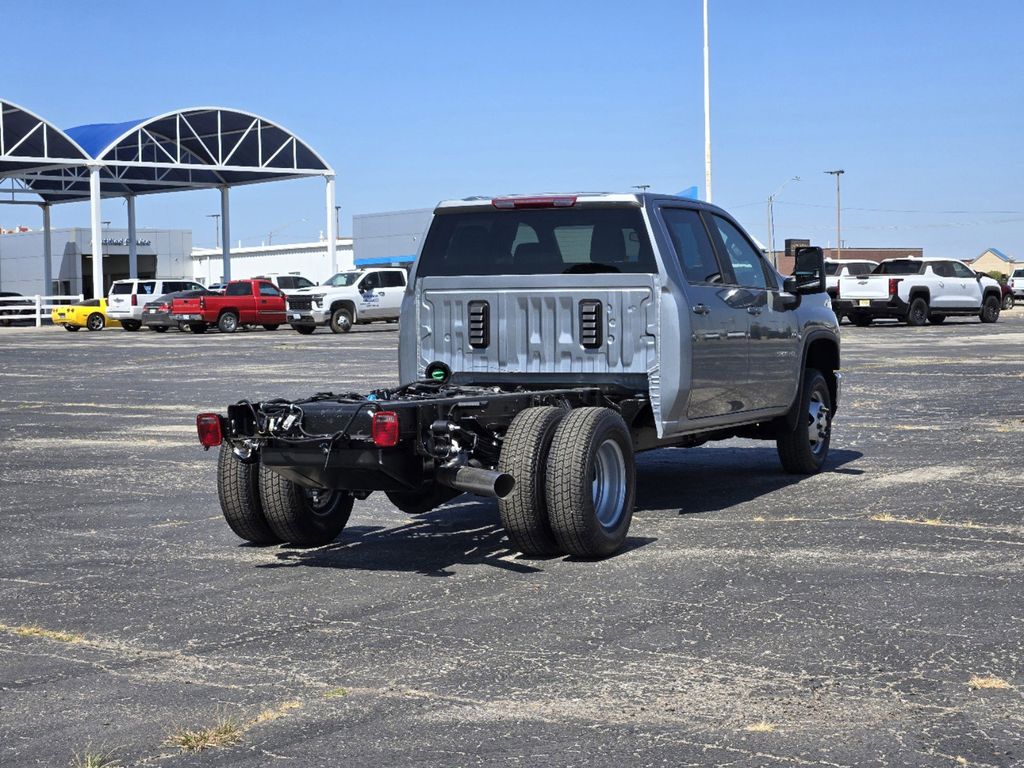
417;207;657;277
323;272;362;287
873;260;923;275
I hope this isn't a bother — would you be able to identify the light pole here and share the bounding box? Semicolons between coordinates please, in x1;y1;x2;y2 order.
824;169;844;259
703;0;712;202
767;176;800;267
632;184;651;192
206;213;221;248
334;205;341;239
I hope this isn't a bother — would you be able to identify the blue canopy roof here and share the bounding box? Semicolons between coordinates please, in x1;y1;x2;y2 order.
65;119;147;159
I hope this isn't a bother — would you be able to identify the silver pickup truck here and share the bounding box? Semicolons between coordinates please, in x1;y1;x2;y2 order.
197;192;841;559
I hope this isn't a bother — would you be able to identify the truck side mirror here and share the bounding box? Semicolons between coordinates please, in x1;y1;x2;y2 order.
792;246;826;294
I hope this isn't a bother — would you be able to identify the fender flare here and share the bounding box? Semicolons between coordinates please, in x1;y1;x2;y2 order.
781;331;841;430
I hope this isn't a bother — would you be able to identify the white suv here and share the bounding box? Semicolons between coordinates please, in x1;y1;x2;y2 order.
250;273;317;295
108;278;206;331
286;268;407;333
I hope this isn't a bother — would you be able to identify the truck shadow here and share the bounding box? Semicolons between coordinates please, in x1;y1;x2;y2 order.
259;500;655;577
635;446;863;514
257;446;861;577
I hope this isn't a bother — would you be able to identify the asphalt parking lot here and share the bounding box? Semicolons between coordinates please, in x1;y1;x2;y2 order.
2;313;1023;767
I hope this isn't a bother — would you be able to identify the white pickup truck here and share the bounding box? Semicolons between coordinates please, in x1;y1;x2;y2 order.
825;259;876;320
836;257;1002;326
285;267;407;333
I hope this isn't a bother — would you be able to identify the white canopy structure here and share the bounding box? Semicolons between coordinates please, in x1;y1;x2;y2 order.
0;100;338;298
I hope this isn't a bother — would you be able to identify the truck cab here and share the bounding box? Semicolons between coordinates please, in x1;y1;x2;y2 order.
287;268;407;334
400;193;840;440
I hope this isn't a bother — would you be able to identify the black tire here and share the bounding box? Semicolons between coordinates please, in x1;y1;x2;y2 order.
262;324;280;331
497;406;567;556
928;314;946;324
218;312;239;333
216;447;281;545
120;320;141;331
906;297;929;326
545;408;635;558
152;325;169;333
385;486;460;515
292;324;316;335
851;313;872;327
980;294;1000;323
329;307;353;334
86;313;105;331
64;324;79;332
189;322;207;334
259;467;354;545
776;368;832;474
1002;294;1014;310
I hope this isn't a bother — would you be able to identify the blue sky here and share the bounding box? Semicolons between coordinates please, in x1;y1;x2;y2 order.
4;0;1023;259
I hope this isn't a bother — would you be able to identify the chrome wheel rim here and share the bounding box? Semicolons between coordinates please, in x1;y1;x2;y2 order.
336;312;351;331
222;315;237;331
591;439;627;529
807;391;831;456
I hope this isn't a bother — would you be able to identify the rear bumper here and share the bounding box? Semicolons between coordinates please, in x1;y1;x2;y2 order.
142;311;175;326
107;308;140;320
170;313;206;322
835;295;908;317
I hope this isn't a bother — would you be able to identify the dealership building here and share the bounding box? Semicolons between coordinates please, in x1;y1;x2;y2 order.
0;227;191;298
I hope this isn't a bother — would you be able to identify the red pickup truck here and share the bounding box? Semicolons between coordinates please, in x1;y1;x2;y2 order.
170;279;286;334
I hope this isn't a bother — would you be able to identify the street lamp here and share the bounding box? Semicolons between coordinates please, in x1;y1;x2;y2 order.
767;176;800;267
703;0;712;202
824;169;845;259
632;184;651;192
334;205;341;240
206;213;221;248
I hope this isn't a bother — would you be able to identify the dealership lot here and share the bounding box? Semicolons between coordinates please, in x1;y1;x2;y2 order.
1;316;1022;767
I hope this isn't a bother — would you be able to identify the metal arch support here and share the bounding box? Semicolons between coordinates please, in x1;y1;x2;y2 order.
89;165;104;300
220;186;231;282
325;174;337;275
126;195;138;279
41;203;52;294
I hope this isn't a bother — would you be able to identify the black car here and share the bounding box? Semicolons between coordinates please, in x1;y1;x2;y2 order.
0;292;35;326
142;289;214;331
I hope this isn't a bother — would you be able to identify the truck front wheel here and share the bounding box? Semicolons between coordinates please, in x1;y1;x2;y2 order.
259;468;353;545
292;324;316;335
980;294;1000;323
497;406;567;556
776;368;832;474
216;447;281;545
330;307;353;333
189;322;207;334
545;407;635;558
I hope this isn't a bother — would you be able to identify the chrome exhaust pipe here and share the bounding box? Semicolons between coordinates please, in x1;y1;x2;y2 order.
436;465;515;499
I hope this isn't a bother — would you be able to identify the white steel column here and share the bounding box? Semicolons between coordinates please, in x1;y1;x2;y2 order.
325;174;337;274
89;165;105;300
219;186;231;282
126;195;138;279
702;0;712;203
41;203;52;295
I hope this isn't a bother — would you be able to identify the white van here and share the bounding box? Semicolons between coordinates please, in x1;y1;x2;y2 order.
108;278;206;331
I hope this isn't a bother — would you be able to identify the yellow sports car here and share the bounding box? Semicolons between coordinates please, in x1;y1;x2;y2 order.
51;298;121;331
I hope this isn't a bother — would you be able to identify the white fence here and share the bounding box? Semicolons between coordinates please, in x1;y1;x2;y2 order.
0;294;85;327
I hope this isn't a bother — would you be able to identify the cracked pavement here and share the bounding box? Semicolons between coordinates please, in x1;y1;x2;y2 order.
1;313;1022;766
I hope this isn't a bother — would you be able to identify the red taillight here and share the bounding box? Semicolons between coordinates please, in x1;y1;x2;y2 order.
888;278;902;296
196;413;223;449
131;294;138;306
199;296;206;310
371;410;400;447
491;195;577;209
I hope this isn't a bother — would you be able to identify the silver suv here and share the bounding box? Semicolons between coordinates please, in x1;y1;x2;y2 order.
108;278;206;331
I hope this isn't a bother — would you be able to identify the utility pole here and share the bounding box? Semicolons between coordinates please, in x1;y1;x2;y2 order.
206;213;221;248
824;169;844;260
703;0;712;202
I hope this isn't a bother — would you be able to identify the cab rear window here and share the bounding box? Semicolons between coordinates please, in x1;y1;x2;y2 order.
873;260;923;275
110;283;133;294
417;208;656;277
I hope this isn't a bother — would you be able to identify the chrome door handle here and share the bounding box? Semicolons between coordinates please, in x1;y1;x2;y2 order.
747;306;762;316
692;304;710;316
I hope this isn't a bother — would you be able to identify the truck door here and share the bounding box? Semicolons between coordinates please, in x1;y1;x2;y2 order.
951;261;983;308
706;213;799;411
257;282;286;324
356;271;385;318
659;207;750;419
377;270;407;319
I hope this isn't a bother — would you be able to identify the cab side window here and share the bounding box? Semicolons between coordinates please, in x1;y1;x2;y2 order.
708;215;769;290
931;262;954;278
360;272;381;291
659;208;725;284
951;262;975;279
382;271;406;288
259;283;283;297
